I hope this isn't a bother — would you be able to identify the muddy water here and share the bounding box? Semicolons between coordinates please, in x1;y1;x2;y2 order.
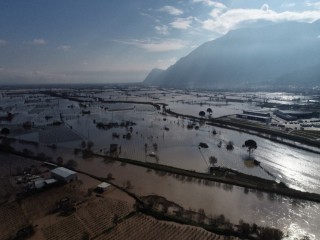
4;90;320;239
76;158;320;240
212;127;320;194
14;101;320;195
169;101;262;118
63;105;320;194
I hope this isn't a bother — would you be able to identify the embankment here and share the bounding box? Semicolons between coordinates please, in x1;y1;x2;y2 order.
97;153;320;203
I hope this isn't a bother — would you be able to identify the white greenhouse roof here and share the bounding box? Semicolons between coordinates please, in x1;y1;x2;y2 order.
45;179;58;184
51;167;77;178
97;182;111;189
34;178;45;189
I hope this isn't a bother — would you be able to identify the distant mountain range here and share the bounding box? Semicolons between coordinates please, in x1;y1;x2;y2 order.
144;21;320;89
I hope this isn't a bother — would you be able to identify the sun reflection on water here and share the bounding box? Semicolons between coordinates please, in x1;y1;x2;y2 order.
286;223;315;240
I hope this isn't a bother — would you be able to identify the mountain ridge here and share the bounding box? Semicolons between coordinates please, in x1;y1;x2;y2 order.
144;21;320;89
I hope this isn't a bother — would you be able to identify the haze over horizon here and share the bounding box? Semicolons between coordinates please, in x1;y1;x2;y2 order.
1;0;320;85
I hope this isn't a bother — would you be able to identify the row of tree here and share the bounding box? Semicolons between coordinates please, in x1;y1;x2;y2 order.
199;108;212;118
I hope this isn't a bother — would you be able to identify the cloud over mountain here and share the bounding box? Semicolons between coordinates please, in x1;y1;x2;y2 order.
144;21;320;89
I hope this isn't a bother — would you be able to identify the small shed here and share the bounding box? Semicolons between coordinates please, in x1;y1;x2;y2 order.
51;167;78;183
45;178;58;185
96;182;111;193
34;178;45;189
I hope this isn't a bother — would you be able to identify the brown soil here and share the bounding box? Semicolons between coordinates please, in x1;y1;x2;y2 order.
96;213;240;240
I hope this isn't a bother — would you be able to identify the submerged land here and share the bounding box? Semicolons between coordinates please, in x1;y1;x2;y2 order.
0;85;320;240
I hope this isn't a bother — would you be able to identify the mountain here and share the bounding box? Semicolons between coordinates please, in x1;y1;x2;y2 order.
276;63;320;87
144;68;164;84
144;21;320;89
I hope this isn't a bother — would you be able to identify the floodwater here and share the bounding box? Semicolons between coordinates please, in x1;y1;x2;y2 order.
60;104;320;194
76;158;320;240
2;89;320;239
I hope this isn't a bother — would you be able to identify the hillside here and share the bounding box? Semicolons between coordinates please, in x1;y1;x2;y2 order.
144;21;320;89
143;68;164;84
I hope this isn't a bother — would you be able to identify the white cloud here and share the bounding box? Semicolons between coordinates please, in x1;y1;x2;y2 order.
120;39;188;52
29;38;47;45
261;4;270;12
140;12;152;18
155;25;169;35
159;6;183;15
170;17;193;29
0;39;7;46
305;1;320;9
155;57;177;69
201;6;320;34
57;45;71;51
194;0;227;19
193;0;226;9
210;8;224;18
281;3;296;8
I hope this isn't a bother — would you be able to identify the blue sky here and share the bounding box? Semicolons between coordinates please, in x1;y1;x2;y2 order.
0;0;320;84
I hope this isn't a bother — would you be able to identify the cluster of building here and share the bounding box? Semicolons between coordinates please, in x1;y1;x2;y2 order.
51;167;78;183
17;167;78;192
236;110;271;123
17;166;112;196
273;110;316;121
237;109;319;124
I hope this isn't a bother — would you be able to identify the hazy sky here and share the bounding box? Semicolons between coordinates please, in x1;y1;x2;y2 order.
0;0;319;84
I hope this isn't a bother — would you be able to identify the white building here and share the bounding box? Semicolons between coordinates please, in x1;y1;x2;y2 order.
33;178;45;189
96;182;111;193
51;167;78;183
32;178;58;189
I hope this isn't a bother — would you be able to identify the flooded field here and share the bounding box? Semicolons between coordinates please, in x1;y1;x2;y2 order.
73;157;319;240
1;87;320;239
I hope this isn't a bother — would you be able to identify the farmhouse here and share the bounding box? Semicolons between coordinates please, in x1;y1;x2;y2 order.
51;167;78;183
96;182;112;193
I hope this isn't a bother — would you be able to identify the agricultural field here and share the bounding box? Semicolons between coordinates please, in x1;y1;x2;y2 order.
0;153;45;204
42;215;88;240
41;197;132;239
21;183;84;221
96;213;239;240
0;177;17;204
0;202;29;240
75;198;132;237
